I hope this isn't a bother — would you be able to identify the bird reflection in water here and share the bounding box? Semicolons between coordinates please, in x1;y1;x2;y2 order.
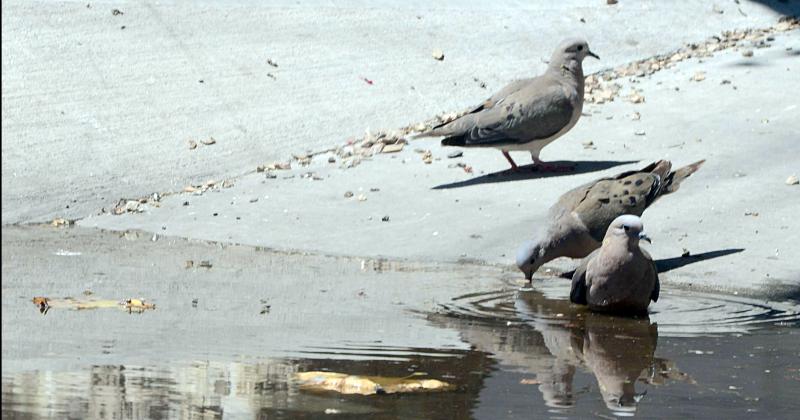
432;287;694;415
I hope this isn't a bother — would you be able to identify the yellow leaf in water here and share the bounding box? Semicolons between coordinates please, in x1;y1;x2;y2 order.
75;299;119;310
125;299;156;311
51;218;72;227
296;371;453;395
31;297;155;314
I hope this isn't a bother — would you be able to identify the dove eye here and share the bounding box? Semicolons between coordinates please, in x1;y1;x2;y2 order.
577;45;584;51
623;225;630;232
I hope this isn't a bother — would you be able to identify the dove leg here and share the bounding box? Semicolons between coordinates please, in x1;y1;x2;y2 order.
531;155;575;172
502;151;519;170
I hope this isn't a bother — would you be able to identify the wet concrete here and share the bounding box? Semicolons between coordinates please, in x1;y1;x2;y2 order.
3;226;799;419
1;226;508;371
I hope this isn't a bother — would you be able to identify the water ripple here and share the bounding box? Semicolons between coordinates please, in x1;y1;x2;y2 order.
437;282;800;337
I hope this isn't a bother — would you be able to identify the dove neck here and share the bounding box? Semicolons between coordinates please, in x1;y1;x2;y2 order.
548;56;583;79
541;221;597;261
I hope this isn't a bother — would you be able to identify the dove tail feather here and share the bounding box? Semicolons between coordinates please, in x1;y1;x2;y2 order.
611;160;666;183
441;135;467;147
413;129;442;139
661;159;706;195
644;160;673;206
651;160;673;181
414;123;457;140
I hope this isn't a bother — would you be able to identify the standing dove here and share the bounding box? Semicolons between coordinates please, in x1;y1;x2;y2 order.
416;38;599;171
569;215;659;315
516;159;705;281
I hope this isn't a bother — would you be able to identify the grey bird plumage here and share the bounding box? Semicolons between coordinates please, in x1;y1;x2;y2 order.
516;159;705;280
569;215;659;315
417;38;599;170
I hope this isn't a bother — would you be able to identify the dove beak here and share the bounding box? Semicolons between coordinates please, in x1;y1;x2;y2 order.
639;232;652;244
587;50;600;60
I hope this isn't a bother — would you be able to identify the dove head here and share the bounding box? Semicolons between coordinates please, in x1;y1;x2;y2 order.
607;215;651;244
516;236;550;281
551;38;599;66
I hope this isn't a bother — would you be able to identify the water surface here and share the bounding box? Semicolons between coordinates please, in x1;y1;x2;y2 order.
2;226;799;419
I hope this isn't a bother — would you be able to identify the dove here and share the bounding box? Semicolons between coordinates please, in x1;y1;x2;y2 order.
416;38;598;171
569;215;659;315
516;159;705;280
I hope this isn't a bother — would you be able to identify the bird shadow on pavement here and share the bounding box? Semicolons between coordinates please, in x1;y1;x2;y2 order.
750;0;800;17
653;248;745;274
432;160;637;190
557;248;745;279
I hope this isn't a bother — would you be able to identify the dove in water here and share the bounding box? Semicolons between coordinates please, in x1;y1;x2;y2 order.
569;215;659;315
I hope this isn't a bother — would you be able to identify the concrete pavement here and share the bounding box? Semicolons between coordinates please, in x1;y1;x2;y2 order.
2;0;795;223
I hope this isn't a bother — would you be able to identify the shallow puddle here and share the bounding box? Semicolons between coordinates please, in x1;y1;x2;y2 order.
438;282;800;337
2;226;799;419
430;285;800;418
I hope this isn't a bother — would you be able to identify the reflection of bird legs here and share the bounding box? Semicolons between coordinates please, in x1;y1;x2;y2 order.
537;361;577;408
642;358;696;385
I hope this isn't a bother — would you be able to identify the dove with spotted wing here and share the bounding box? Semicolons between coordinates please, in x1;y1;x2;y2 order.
516;159;705;281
